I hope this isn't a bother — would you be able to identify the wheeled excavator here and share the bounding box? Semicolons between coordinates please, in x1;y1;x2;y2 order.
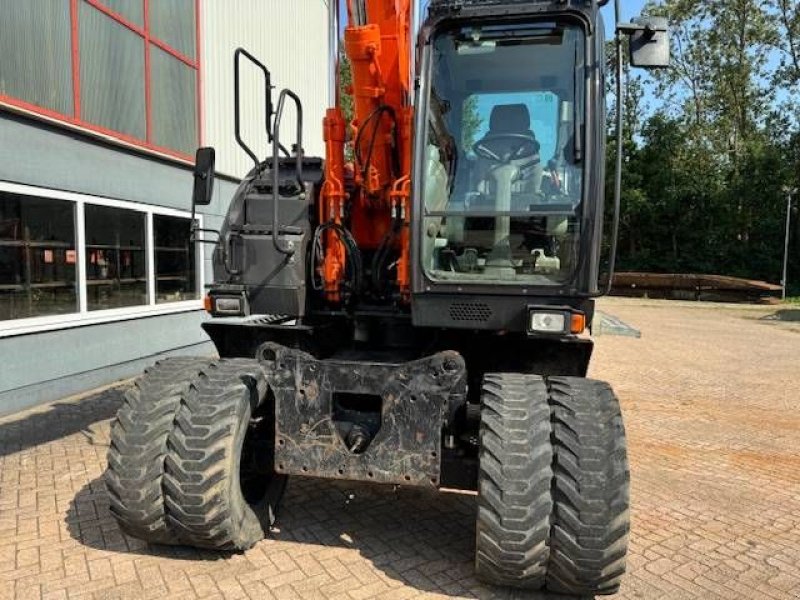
105;0;669;594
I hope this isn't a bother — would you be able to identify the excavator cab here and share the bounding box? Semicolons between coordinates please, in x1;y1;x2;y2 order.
413;9;604;334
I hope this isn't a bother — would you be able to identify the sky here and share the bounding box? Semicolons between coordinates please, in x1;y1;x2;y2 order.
605;1;650;38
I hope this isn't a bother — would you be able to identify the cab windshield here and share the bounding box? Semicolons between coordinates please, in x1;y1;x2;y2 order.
421;22;586;286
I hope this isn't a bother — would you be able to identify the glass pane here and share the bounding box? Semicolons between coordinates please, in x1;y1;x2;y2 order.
149;0;196;59
79;1;146;140
154;215;197;303
0;247;24;286
0;194;76;244
0;192;77;321
0;0;73;115
422;23;585;286
96;0;143;26
85;204;147;310
150;46;197;154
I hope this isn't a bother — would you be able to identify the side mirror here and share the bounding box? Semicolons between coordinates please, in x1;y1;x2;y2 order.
192;147;216;207
627;17;670;69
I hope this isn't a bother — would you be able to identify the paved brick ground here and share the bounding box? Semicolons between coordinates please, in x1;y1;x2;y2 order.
1;298;799;600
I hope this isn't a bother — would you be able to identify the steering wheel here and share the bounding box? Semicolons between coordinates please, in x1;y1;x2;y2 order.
472;133;540;164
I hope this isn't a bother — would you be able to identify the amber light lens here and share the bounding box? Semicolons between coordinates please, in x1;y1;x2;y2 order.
203;295;213;313
570;313;587;334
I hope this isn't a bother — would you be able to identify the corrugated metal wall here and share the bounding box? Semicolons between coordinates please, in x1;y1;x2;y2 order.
200;0;330;178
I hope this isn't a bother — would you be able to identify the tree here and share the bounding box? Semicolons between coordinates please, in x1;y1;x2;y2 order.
606;0;800;288
339;52;354;125
461;95;483;150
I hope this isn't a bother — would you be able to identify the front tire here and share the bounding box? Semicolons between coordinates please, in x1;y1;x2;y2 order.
546;377;630;596
475;373;553;589
163;359;286;551
105;357;212;544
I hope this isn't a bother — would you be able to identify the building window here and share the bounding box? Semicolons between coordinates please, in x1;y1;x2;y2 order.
79;1;147;141
0;183;203;337
154;215;198;304
0;1;74;116
151;46;198;155
0;0;200;160
0;192;78;321
85;204;148;310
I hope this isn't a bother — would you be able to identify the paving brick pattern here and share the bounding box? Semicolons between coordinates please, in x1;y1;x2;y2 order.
1;299;799;599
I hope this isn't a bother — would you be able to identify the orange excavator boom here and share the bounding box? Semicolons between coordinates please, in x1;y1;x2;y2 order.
320;0;414;303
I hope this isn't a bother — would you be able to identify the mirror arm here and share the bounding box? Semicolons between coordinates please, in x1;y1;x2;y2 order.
190;227;222;245
191;193;197;241
191;174;206;238
606;0;625;296
617;21;667;36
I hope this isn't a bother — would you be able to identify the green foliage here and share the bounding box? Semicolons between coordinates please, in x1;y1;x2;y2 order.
339;52;354;125
608;0;800;288
461;96;483;150
339;52;354;159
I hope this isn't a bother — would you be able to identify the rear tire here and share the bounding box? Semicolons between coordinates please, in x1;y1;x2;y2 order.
546;377;630;596
475;373;553;589
163;359;286;551
105;357;211;544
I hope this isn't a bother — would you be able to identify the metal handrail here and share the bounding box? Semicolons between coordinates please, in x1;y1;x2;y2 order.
234;48;274;167
271;89;305;256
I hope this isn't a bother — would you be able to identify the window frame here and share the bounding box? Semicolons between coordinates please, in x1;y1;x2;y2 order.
0;181;205;339
0;195;79;322
0;0;201;162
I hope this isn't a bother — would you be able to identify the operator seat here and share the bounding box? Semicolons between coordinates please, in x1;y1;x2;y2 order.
474;104;542;196
465;104;545;254
479;104;539;156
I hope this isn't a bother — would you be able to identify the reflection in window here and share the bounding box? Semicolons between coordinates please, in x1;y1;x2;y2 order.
79;2;146;140
151;46;198;155
0;193;77;321
149;0;196;59
85;205;147;310
96;0;144;27
0;0;73;115
154;215;198;303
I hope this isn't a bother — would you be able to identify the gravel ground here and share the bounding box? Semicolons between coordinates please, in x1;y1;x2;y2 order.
1;298;799;599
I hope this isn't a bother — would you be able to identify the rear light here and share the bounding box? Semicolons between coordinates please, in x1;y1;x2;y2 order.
214;297;245;315
203;295;212;313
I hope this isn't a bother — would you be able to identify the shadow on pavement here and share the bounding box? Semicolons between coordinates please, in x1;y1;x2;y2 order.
762;309;800;322
68;474;589;599
0;386;127;458
66;477;233;564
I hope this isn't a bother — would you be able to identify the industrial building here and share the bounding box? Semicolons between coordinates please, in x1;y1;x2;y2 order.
0;0;330;413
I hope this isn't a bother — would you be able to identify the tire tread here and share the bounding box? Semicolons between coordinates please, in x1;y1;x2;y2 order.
546;376;630;596
163;359;282;551
105;357;211;544
475;373;553;589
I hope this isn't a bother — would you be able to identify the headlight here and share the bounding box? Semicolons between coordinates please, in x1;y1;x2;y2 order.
529;311;567;334
528;309;587;335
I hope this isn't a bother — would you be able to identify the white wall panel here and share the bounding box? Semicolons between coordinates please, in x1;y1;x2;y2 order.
200;0;329;178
